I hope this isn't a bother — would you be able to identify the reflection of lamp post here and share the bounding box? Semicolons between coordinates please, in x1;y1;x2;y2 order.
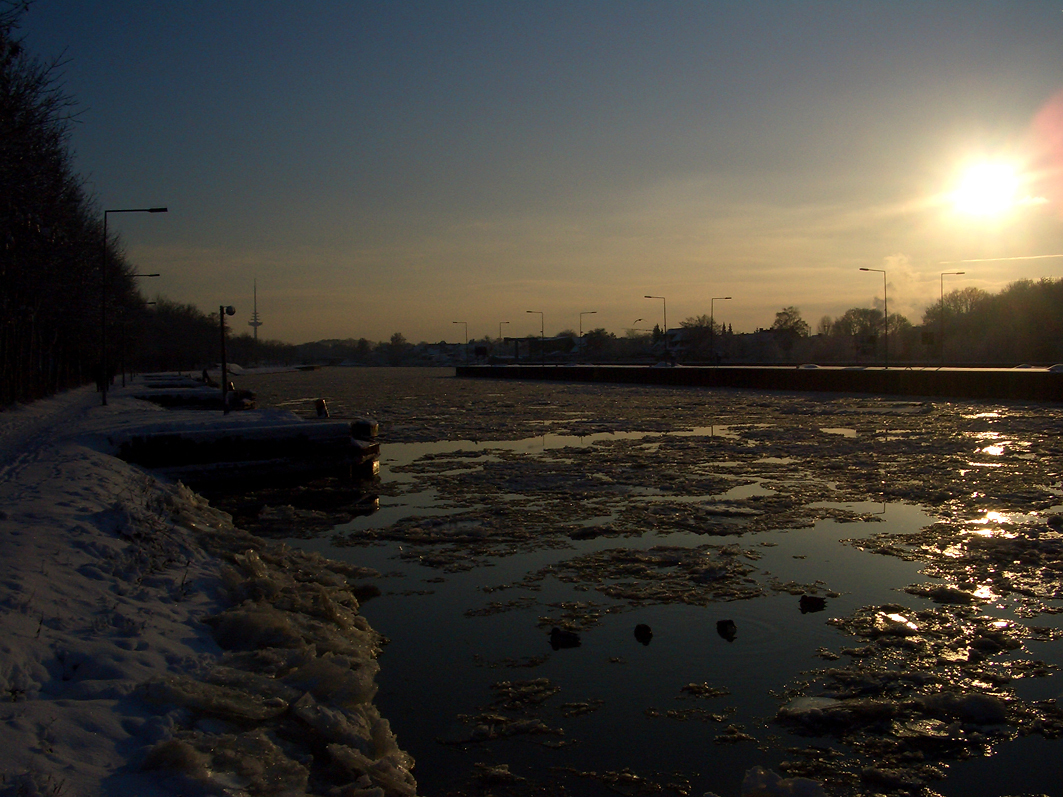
101;207;167;405
710;296;731;366
526;310;544;365
452;321;468;366
859;268;887;368
579;311;596;362
644;295;666;352
220;305;235;414
939;271;965;365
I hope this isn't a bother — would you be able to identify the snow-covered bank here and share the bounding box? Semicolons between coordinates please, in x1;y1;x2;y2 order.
0;385;416;796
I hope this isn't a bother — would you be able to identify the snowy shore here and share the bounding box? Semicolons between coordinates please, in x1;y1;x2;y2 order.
0;384;416;796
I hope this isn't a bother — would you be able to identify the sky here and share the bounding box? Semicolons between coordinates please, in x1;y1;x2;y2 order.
18;0;1063;345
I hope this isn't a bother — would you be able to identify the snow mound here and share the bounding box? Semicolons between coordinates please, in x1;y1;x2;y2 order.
0;385;414;796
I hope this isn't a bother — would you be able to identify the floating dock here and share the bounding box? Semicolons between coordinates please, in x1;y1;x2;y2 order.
133;374;256;411
116;419;379;489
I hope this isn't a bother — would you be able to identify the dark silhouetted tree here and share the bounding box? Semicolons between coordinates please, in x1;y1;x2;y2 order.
771;306;810;337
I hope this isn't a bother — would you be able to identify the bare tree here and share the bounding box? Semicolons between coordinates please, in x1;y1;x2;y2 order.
771;306;810;337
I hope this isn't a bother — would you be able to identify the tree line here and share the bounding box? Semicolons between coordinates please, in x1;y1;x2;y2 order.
1;5;317;403
1;2;113;405
754;277;1063;365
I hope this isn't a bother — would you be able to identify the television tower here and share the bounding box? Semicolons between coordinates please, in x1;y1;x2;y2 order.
248;279;263;342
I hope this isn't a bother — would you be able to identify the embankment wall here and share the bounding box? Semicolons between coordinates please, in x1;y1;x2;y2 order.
455;365;1063;402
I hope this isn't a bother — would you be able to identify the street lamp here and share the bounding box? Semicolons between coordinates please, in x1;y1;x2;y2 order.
859;268;888;368
219;305;235;414
579;311;596;362
644;295;667;353
710;296;731;366
526;310;544;365
939;271;965;365
452;321;468;366
499;320;509;341
101;206;167;405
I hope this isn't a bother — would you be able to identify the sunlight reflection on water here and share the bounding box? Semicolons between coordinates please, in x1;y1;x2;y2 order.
290;430;952;797
233;368;1063;796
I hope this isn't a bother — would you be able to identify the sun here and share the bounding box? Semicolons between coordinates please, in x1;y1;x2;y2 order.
950;162;1020;216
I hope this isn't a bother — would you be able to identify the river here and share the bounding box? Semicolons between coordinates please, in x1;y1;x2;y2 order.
227;366;1063;797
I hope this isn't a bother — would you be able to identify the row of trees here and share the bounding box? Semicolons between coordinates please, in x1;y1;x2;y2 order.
657;277;1062;366
1;3;122;404
917;279;1063;363
130;302;400;372
410;276;1062;367
758;277;1063;365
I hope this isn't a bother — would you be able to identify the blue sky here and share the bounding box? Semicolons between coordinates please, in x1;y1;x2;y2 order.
20;1;1063;344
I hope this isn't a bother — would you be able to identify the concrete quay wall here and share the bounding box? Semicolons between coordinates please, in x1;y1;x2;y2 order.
456;364;1063;403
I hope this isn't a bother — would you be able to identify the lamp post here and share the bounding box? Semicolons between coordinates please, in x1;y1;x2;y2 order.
859;267;887;368
452;321;468;366
499;320;509;342
710;296;731;365
579;311;596;362
101;206;167;405
939;271;965;365
526;310;544;365
219;305;236;414
644;295;666;354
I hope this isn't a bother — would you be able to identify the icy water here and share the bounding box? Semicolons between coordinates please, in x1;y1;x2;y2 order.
231;367;1063;797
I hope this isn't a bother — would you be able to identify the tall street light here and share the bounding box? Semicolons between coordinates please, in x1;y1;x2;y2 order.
939;271;965;365
499;320;509;342
710;296;731;366
859;267;888;369
526;310;544;365
644;295;666;354
579;311;596;362
101;206;167;405
452;321;468;366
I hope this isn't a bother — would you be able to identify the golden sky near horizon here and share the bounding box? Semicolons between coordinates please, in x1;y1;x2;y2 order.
22;1;1063;343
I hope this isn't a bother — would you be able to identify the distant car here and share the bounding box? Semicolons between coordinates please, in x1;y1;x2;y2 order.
797;363;819;369
1049;364;1063;373
1013;363;1034;369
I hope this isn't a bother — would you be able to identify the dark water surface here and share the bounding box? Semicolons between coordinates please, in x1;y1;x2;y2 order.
233;367;1063;797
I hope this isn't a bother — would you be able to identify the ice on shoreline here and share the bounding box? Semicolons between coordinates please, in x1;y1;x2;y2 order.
0;385;415;796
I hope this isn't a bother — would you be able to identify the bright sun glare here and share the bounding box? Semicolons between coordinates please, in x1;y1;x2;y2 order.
951;162;1020;216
